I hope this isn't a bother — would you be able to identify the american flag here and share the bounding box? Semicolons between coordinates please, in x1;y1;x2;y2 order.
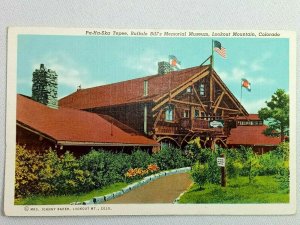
213;40;226;58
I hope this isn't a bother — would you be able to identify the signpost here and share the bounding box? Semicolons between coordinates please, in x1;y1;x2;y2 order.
217;154;226;187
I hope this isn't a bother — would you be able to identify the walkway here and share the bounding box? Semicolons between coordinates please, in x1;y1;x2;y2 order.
105;173;192;204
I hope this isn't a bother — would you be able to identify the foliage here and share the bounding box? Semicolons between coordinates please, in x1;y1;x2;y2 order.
258;89;289;142
275;167;289;192
191;162;208;188
130;149;154;168
79;150;131;190
238;147;260;183
184;139;211;164
272;142;289;161
15;145;44;198
153;146;190;170
16;144;190;199
225;149;243;179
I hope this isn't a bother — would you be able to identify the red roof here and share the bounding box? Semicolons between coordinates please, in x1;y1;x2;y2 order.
237;114;260;121
17;95;158;146
227;125;281;146
59;66;209;109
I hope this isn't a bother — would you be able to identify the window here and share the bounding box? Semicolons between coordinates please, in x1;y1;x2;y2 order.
183;109;190;118
195;109;200;118
199;83;205;96
186;87;192;93
201;112;206;120
165;106;174;121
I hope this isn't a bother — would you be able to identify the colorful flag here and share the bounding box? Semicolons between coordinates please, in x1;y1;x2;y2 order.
241;78;251;91
169;55;181;69
213;40;226;58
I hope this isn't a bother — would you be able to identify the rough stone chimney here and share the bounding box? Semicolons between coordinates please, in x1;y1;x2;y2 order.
32;64;58;109
158;61;174;75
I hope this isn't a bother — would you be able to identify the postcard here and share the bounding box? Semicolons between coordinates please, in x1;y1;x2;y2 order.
4;27;296;216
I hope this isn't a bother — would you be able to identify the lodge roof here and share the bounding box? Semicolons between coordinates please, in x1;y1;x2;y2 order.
17;94;158;147
58;65;245;112
59;65;209;109
227;125;281;146
237;114;260;121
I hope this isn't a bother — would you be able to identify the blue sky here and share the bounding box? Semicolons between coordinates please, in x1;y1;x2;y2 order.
17;35;289;113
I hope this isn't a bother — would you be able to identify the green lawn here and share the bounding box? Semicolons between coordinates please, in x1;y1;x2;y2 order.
15;182;128;205
178;176;289;204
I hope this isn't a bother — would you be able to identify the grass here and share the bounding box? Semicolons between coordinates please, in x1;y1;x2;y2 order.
15;182;128;205
178;176;289;204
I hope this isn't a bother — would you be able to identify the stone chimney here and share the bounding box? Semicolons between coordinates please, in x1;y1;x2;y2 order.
158;61;174;75
32;64;58;109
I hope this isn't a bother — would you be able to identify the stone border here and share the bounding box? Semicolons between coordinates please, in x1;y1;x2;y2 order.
70;167;191;205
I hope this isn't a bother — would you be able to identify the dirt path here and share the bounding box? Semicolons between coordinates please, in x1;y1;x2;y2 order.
105;173;192;204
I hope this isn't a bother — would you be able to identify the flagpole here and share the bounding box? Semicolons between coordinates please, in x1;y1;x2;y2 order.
211;39;214;68
240;79;243;104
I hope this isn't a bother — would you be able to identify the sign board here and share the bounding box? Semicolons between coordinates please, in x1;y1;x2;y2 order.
217;157;225;167
209;120;224;128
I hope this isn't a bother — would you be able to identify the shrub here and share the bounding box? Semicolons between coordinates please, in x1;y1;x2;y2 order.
130;149;154;168
191;162;208;189
272;142;289;161
206;151;221;184
79;149;131;190
153;146;190;170
39;150;92;195
15;145;44;198
276;167;289;192
257;152;282;176
239;147;260;183
225;149;243;179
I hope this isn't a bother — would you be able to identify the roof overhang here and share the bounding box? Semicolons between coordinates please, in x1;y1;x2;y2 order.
57;141;159;147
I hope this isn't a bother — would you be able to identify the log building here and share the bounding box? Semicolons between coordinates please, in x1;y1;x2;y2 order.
59;56;249;150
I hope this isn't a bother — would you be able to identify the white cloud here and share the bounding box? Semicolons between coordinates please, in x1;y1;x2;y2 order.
125;49;166;75
30;52;105;97
250;52;272;72
242;98;267;114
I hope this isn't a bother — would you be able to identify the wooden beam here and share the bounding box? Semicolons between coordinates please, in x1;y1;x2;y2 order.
152;69;210;112
211;106;239;112
153;108;164;127
170;99;208;108
153;67;210;104
192;85;207;112
212;71;248;116
213;92;225;114
212;75;245;115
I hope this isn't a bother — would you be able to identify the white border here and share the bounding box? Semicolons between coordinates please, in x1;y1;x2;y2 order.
4;27;297;216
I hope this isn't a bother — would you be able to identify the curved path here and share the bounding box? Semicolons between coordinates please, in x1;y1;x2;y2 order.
105;173;192;204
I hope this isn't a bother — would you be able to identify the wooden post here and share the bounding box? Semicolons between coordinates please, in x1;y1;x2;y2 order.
221;153;227;187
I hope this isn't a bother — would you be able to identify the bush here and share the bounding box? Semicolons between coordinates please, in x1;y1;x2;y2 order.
276;167;289;191
272;142;289;161
257;152;282;176
39;150;92;195
191;162;208;188
153;146;190;170
79;150;131;190
130;149;154;168
15;145;44;198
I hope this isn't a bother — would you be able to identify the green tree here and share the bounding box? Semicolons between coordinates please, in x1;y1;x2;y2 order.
258;89;289;142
